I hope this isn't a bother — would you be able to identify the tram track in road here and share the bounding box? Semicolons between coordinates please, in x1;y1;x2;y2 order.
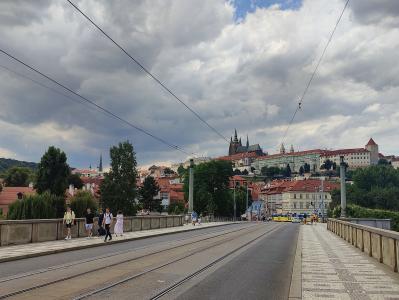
74;223;282;300
0;223;252;285
0;223;267;299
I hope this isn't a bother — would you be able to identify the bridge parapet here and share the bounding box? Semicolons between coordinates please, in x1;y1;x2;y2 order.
0;215;184;247
327;218;399;272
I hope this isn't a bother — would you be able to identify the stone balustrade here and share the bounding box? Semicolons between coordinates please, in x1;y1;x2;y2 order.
327;218;399;272
0;215;184;246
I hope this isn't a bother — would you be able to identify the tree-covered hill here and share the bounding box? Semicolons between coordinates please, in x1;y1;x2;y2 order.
0;158;38;174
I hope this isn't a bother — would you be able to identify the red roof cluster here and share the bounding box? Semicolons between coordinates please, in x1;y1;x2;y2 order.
156;177;185;204
261;179;339;195
0;187;36;215
321;148;369;156
257;149;324;160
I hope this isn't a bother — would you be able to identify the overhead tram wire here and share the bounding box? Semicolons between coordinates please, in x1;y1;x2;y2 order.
0;48;197;157
66;0;229;143
279;0;350;146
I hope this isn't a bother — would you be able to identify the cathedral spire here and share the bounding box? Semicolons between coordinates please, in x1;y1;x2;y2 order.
234;128;238;143
246;135;249;148
98;154;103;172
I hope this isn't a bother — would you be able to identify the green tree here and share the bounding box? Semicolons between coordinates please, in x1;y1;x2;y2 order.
177;165;186;178
100;141;137;215
304;163;311;173
163;167;175;175
139;176;161;211
378;158;390;165
168;202;185;215
283;164;292;177
7;192;65;219
321;159;333;170
232;185;253;218
242;169;249;175
70;191;98;217
4;167;32;187
68;173;84;189
261;166;283;178
299;166;305;176
233;169;242;175
35;146;70;196
183;160;233;216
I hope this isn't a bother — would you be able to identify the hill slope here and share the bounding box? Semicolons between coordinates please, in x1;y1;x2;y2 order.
0;158;38;173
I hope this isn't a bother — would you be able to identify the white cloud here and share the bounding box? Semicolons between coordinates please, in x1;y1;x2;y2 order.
0;0;398;168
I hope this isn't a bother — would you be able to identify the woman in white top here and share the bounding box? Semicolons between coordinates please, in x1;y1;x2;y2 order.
114;210;124;237
63;206;75;240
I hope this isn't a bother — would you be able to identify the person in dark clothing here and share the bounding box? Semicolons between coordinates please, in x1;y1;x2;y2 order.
102;207;113;242
84;208;95;238
97;209;105;236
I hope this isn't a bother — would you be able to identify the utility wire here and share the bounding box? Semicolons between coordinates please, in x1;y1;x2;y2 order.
0;48;197;156
280;0;350;147
66;0;229;143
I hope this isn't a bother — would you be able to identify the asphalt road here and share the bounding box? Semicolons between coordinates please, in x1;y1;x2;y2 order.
0;222;299;300
175;222;299;300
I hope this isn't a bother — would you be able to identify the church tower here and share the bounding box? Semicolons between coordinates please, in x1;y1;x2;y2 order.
365;138;379;165
280;143;286;154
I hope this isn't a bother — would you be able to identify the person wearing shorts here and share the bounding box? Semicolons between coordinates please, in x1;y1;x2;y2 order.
63;206;75;240
84;208;94;238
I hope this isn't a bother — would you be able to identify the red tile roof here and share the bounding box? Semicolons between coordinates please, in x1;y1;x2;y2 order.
256;149;324;160
217;152;261;161
366;138;377;146
0;187;36;215
261;179;339;194
321;148;369;156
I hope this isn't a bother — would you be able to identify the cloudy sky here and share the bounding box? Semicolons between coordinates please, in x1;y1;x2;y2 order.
0;0;398;168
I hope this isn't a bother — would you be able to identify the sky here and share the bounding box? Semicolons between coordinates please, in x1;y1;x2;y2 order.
0;0;399;169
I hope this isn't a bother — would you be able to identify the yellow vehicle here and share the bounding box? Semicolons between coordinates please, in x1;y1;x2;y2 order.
272;214;292;222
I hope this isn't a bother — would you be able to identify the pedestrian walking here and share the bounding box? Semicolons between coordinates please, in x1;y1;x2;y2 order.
191;211;198;226
198;214;202;225
63;206;75;240
102;208;113;242
97;209;105;236
184;214;189;225
84;208;94;238
114;210;124;237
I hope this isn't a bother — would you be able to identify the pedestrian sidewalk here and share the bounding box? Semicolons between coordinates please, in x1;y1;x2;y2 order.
0;222;234;263
302;224;399;300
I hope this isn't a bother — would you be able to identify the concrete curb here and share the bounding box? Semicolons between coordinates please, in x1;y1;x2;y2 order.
289;225;302;300
0;222;239;263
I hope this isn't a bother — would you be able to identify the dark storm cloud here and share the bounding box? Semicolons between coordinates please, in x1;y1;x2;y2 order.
349;0;399;25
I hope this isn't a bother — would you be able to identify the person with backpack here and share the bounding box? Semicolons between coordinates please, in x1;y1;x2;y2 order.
63;206;75;240
102;207;113;242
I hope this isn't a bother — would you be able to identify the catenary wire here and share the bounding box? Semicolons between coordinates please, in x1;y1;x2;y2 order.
0;49;197;157
66;0;229;143
280;0;350;147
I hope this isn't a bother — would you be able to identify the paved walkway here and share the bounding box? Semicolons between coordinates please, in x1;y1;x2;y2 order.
0;222;233;262
302;224;399;300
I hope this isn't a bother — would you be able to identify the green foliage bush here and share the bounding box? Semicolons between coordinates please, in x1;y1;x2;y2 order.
7;192;65;220
70;191;98;218
330;204;399;232
168;202;185;215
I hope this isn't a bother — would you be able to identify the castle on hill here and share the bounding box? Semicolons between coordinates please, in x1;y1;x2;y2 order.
228;129;264;156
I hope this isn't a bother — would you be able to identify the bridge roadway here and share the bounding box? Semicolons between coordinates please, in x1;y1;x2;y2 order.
0;222;298;300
